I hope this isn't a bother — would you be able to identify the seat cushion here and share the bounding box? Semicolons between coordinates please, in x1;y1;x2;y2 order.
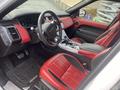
39;53;88;90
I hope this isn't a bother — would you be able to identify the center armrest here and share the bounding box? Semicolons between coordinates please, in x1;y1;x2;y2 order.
79;43;105;53
78;43;105;59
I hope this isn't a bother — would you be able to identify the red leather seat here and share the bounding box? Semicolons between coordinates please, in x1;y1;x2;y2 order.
39;53;88;90
72;19;120;48
39;47;110;89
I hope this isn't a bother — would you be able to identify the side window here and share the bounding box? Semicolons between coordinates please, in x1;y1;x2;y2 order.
79;0;120;25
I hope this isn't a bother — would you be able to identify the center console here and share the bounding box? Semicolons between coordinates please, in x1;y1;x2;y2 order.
59;30;105;58
59;30;81;53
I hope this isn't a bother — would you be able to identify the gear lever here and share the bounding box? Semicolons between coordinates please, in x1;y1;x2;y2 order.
62;36;73;45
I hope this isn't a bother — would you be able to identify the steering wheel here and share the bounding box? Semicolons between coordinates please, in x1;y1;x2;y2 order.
37;10;62;47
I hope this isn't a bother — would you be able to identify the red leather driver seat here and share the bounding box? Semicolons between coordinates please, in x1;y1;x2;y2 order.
39;53;88;90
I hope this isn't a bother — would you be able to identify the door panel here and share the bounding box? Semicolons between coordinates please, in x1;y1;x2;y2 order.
73;18;108;43
73;18;108;29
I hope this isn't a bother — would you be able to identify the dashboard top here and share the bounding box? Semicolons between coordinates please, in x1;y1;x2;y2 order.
3;11;70;21
3;0;70;20
1;13;73;30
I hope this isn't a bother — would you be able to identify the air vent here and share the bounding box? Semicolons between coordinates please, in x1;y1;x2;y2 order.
7;26;20;42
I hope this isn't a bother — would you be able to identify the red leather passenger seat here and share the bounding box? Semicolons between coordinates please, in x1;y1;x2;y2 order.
40;53;88;90
72;19;120;48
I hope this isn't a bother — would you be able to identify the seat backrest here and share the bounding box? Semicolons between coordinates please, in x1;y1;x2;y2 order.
95;14;120;48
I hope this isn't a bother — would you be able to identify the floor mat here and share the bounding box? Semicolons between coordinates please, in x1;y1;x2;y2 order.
6;58;40;88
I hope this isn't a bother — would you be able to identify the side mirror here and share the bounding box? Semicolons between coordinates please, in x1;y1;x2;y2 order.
79;9;86;17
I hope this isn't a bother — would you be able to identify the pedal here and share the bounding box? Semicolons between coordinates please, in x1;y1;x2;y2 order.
15;50;30;59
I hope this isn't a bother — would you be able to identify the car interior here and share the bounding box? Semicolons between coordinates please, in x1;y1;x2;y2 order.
0;0;120;90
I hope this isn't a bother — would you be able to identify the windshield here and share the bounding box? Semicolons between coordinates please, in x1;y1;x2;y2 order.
16;0;83;11
3;0;83;19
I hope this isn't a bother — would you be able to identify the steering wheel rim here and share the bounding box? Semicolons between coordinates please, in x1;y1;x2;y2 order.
37;10;62;47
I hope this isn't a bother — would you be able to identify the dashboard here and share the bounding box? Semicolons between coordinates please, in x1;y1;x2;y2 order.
15;14;39;28
14;13;73;29
0;13;74;57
